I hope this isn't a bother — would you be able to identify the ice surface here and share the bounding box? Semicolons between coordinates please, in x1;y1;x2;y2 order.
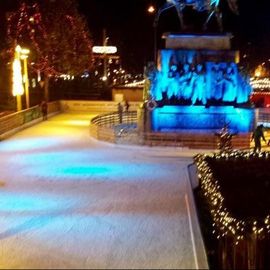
0;113;209;269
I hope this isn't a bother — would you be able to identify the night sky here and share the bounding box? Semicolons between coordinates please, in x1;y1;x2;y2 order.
1;0;270;73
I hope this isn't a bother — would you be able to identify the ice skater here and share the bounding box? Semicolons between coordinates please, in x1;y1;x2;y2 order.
251;124;266;152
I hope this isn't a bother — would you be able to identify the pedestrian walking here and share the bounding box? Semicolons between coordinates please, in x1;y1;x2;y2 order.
251;124;266;152
117;102;123;124
124;100;130;112
40;100;48;120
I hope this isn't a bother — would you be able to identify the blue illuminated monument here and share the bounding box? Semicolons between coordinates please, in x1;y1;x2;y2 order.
148;34;254;133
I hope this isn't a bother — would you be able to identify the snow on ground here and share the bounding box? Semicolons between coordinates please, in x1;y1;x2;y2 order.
0;112;208;269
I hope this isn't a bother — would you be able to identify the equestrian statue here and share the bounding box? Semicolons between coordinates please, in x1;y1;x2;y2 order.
155;0;238;32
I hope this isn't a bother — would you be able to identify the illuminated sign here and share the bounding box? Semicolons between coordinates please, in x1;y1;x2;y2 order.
92;46;117;54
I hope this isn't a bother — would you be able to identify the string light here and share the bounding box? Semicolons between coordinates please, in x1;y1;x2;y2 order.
123;80;145;87
7;1;92;78
250;77;270;90
194;150;270;244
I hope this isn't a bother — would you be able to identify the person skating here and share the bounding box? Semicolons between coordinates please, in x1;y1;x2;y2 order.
251;124;266;152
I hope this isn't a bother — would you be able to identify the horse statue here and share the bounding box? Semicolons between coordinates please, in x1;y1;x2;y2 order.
154;0;238;32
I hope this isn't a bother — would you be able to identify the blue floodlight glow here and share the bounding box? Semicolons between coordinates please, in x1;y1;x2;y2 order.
151;50;252;104
11;150;170;180
152;106;254;133
0;192;67;212
0;137;64;152
149;49;254;132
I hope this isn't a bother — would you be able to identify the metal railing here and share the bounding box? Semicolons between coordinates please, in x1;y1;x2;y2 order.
90;111;138;143
0;101;61;140
90;110;254;149
257;108;270;124
90;111;252;149
91;111;137;127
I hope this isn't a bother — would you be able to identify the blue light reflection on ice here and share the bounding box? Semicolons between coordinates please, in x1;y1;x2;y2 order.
61;166;110;175
0;135;172;181
0;137;65;152
0;113;189;265
0;193;68;212
12;151;171;180
28;162;169;179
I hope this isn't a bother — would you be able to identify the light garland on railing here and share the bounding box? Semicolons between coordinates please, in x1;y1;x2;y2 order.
194;150;270;245
123;80;145;88
250;77;270;90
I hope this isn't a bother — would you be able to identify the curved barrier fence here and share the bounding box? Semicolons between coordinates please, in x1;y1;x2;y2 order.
90;111;137;144
90;110;256;149
2;99;270;150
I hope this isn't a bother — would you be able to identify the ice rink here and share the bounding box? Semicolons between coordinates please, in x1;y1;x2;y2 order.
0;113;208;269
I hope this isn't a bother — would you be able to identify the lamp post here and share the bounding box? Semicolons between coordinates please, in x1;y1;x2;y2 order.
20;48;30;108
12;45;24;111
12;45;30;111
102;29;109;82
150;3;179;64
147;5;157;63
92;30;118;83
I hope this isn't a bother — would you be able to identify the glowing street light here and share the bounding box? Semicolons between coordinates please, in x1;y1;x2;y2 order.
20;48;30;109
103;32;109;84
12;45;30;111
147;5;158;63
147;5;155;13
101;76;108;81
92;29;119;84
12;45;24;111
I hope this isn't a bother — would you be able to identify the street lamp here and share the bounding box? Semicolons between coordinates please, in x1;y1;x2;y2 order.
102;29;109;83
147;5;155;14
151;2;178;64
12;45;24;111
147;5;157;63
12;45;30;111
92;29;118;84
20;48;30;109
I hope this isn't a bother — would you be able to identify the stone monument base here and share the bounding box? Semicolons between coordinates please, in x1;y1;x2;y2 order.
152;106;254;133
